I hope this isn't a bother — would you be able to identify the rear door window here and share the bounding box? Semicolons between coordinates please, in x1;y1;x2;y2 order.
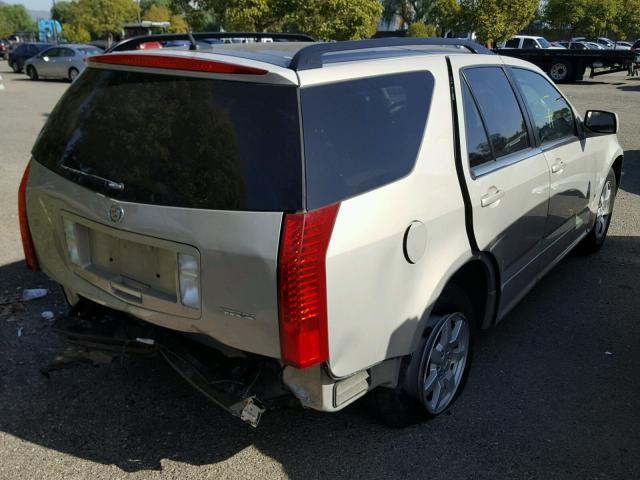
505;38;520;48
32;69;303;211
461;81;493;168
463;67;529;159
511;68;576;144
300;72;434;209
523;38;537;48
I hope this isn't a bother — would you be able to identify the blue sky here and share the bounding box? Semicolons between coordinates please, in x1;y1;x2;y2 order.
6;0;53;10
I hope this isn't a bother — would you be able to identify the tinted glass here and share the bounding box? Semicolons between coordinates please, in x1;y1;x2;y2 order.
461;81;493;168
537;38;551;48
59;48;75;56
523;38;537;48
512;68;576;143
32;69;302;211
463;67;529;158
301;72;433;209
44;48;60;57
505;38;519;48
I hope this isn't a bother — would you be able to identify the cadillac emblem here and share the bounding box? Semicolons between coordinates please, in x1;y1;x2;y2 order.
108;204;125;224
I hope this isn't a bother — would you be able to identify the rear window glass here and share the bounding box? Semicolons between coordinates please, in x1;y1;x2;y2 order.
300;72;433;209
32;68;303;211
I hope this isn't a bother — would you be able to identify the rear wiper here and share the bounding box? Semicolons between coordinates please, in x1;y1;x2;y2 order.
60;165;125;192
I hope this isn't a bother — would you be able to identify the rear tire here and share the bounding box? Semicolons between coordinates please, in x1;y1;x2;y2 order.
576;168;617;254
548;60;573;83
27;66;38;81
11;60;20;73
372;285;475;427
68;67;79;82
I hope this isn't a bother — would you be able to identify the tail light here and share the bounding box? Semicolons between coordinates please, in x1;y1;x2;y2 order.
278;203;339;369
18;160;39;271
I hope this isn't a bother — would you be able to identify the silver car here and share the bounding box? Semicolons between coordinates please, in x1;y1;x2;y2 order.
24;44;103;82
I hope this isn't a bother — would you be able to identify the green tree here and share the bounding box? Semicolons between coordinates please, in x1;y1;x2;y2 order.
287;0;383;40
51;1;77;24
141;0;172;13
171;0;219;31
210;0;381;39
382;0;461;35
460;0;538;44
143;4;187;32
431;0;461;35
62;23;91;43
217;0;282;31
616;0;640;39
544;0;624;38
73;0;138;44
143;4;172;21
0;4;35;35
406;22;437;37
382;0;432;26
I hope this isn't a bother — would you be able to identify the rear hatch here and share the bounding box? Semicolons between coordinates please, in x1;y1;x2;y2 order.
26;54;303;358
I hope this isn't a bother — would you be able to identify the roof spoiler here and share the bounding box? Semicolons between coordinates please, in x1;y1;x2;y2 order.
106;32;315;53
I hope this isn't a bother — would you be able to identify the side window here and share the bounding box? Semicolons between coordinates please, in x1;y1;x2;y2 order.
505;38;519;48
461;81;493;168
463;67;529;159
511;68;576;144
301;72;434;209
60;48;75;57
44;48;60;57
523;38;538;49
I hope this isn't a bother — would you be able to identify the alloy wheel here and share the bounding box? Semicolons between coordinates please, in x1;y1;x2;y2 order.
420;313;470;415
595;180;613;239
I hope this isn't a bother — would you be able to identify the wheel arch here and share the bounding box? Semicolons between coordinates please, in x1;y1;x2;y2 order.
410;253;500;355
612;154;623;190
440;253;499;330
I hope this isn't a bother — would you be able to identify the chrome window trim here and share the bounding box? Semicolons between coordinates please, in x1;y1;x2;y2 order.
540;135;580;152
471;147;543;178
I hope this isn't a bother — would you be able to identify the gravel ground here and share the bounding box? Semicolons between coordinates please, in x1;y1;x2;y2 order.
0;63;639;480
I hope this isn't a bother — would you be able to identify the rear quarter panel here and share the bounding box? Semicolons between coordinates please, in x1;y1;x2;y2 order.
298;57;472;378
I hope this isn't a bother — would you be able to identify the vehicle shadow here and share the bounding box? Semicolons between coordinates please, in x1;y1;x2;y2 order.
2;230;640;478
12;77;70;84
619;149;640;195
617;83;640;92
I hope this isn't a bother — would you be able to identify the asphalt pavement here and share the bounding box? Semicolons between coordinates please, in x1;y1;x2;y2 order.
0;63;639;480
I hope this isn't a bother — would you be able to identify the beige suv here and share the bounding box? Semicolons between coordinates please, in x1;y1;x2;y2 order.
19;36;623;427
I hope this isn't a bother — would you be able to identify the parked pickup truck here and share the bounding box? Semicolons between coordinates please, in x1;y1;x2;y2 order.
495;44;636;82
20;35;623;427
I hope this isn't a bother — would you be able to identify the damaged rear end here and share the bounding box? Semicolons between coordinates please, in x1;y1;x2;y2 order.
21;50;333;426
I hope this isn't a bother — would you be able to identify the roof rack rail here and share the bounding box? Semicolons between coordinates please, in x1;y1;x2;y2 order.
289;38;492;71
106;32;315;53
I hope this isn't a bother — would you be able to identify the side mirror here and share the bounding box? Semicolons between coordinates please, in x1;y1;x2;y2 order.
584;110;618;134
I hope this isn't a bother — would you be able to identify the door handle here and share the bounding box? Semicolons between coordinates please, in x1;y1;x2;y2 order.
551;160;565;174
481;188;505;207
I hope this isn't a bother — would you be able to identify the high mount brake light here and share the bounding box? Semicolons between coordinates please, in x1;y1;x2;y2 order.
18;161;39;271
89;54;268;75
278;203;340;369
